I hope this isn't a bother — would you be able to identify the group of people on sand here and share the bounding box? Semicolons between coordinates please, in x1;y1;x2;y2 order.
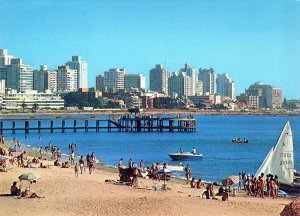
239;171;280;199
10;181;44;199
190;178;205;189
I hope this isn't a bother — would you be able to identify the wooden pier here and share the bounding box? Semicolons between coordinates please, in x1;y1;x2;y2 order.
0;116;196;134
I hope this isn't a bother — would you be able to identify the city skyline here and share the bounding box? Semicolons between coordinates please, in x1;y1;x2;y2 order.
0;0;299;98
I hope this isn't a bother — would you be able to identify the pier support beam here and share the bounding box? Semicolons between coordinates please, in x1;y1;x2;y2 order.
73;120;77;132
50;121;53;133
25;121;29;134
0;122;3;134
12;121;16;134
62;120;65;133
96;120;99;132
38;121;41;133
85;120;88;132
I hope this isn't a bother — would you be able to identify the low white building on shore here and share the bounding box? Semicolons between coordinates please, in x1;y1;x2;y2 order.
0;90;64;110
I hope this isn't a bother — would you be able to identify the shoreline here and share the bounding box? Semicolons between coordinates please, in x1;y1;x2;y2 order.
0;109;299;117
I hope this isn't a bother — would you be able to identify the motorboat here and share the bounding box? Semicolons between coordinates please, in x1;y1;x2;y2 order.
168;152;203;161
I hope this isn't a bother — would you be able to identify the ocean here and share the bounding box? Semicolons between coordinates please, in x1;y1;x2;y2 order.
2;114;300;183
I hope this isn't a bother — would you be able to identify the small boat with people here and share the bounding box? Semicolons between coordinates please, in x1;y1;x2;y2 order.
168;147;203;161
232;138;248;143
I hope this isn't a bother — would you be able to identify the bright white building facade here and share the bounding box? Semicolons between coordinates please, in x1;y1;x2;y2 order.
66;56;88;89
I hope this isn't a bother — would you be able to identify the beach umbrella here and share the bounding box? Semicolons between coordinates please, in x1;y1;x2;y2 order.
10;147;22;153
280;199;300;216
156;168;172;188
222;176;239;186
18;173;41;181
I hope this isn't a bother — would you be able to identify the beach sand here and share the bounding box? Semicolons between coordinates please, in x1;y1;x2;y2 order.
0;143;295;216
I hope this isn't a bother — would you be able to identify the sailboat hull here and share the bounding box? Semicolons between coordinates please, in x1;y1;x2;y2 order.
280;183;300;193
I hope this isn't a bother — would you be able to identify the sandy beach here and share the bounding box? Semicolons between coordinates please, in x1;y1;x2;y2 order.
0;141;296;216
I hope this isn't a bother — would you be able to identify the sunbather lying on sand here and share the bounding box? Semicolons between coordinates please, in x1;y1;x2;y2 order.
19;189;45;199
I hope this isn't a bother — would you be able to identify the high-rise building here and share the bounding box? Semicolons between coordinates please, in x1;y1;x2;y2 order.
168;72;191;98
124;74;146;92
199;68;216;95
0;79;5;95
272;87;282;109
245;82;282;109
44;70;58;93
104;68;125;93
57;65;77;92
66;56;88;89
33;65;47;93
216;73;236;100
33;65;58;93
5;58;33;92
149;64;169;95
180;63;200;96
96;74;105;92
0;49;13;66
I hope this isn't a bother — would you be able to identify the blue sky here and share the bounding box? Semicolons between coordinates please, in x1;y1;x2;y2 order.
0;0;299;98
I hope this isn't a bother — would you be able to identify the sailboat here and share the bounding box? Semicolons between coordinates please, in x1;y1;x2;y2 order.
255;121;300;193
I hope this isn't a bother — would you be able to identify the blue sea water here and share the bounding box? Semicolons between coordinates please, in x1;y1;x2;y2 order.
2;115;300;183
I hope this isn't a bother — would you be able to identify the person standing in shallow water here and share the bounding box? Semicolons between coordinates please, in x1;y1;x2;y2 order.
185;165;191;185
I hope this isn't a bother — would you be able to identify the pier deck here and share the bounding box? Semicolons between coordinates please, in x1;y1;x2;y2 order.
0;116;196;133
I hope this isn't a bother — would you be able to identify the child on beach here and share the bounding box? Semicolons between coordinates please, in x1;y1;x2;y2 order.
74;163;79;178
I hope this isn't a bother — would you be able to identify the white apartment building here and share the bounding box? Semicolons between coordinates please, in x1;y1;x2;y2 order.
199;68;216;95
168;72;191;98
0;79;5;95
149;64;169;95
216;73;236;100
124;74;146;92
57;65;77;92
6;58;33;92
66;56;88;89
33;65;57;93
104;68;125;93
0;49;13;66
180;63;201;96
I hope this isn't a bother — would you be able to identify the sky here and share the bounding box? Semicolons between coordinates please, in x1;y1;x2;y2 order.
0;0;299;99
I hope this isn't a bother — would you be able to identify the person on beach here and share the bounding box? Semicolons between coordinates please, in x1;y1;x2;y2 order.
74;163;79;178
11;181;21;196
38;148;43;159
70;150;75;165
128;158;133;168
190;178;196;188
86;153;90;168
57;148;61;161
242;171;246;191
132;167;139;186
118;158;123;167
185;165;191;185
89;158;94;174
139;160;144;171
19;189;44;199
196;179;204;189
238;173;242;192
259;173;266;198
79;156;85;174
